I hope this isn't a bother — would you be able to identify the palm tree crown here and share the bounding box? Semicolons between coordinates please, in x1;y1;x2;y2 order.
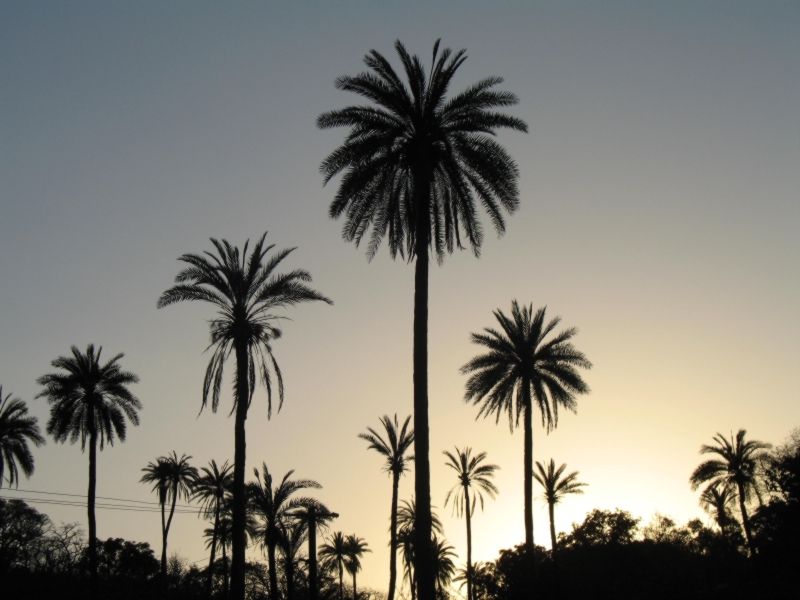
319;40;527;600
0;387;45;488
344;534;370;600
192;459;234;597
690;429;771;556
533;459;587;556
320;531;349;600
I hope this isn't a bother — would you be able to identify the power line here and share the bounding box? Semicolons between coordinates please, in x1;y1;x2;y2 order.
2;487;197;510
1;495;199;514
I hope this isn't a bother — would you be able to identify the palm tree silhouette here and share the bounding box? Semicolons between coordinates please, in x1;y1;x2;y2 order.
699;482;738;534
359;414;414;600
690;429;771;556
533;458;586;594
0;387;45;488
461;302;591;575
396;499;443;600
320;531;348;600
141;452;198;579
36;344;141;591
290;500;338;600
344;534;370;600
279;520;308;600
443;447;498;600
318;40;526;600
158;233;331;600
205;513;233;596
431;536;456;598
193;459;234;597
248;463;322;600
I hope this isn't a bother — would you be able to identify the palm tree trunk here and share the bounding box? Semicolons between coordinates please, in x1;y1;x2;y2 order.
549;500;560;599
522;382;535;593
412;178;435;600
268;541;279;600
388;473;399;600
286;557;295;600
162;487;178;579
465;486;473;600
338;562;343;600
88;424;98;595
222;543;229;598
160;497;168;578
231;335;250;600
207;503;221;598
309;507;318;600
353;572;357;600
736;481;756;556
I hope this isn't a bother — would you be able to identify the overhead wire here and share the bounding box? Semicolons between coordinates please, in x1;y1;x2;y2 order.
1;487;202;514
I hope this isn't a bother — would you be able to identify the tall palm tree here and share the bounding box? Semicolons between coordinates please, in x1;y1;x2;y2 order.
344;535;370;600
461;302;591;574
320;531;348;600
193;459;234;597
533;458;586;583
141;452;198;579
36;344;141;589
443;447;498;600
248;463;322;600
0;387;45;488
690;429;771;556
359;414;414;600
396;499;443;600
290;500;338;600
318;40;527;600
158;233;331;600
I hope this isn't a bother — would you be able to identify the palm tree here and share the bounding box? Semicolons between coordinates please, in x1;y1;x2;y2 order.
290;500;338;600
158;233;331;600
318;40;527;600
461;302;591;574
533;458;586;590
193;459;234;597
248;463;322;600
690;429;771;556
358;414;414;600
431;536;456;598
396;499;443;600
320;531;348;600
0;387;45;488
141;452;198;579
279;520;308;600
36;344;141;589
344;535;370;600
699;482;738;534
205;514;233;596
443;447;498;600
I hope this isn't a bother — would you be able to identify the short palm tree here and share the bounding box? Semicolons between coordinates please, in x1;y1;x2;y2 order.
359;414;414;600
320;531;348;600
248;463;322;600
0;387;45;488
36;344;141;588
461;302;591;571
443;447;498;600
431;536;456;597
699;482;739;534
279;520;308;600
193;459;234;597
690;429;771;556
205;514;233;596
344;534;370;600
141;452;198;579
158;233;331;600
290;500;338;600
396;499;443;600
319;40;527;600
533;459;587;571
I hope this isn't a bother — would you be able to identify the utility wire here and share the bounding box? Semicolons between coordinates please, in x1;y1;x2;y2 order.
2;487;197;510
0;495;199;514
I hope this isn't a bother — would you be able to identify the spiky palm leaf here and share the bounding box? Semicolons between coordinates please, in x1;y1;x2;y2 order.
0;387;44;488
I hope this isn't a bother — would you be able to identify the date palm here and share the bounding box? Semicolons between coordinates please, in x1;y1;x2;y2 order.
141;452;198;579
443;447;498;600
193;459;234;597
396;499;443;600
320;531;348;600
431;536;456;597
158;232;331;600
36;344;141;590
699;482;738;534
461;302;591;576
290;500;338;600
690;429;771;556
319;40;526;600
0;387;45;488
279;520;308;600
344;534;370;600
359;414;414;600
248;463;322;600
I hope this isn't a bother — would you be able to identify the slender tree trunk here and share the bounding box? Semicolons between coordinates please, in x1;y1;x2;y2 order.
549;500;560;599
309;506;318;600
338;562;343;600
353;572;357;600
88;424;98;596
268;541;279;600
162;487;178;580
388;473;399;600
160;497;167;579
412;176;435;600
737;482;756;556
286;556;295;600
207;503;220;598
465;485;473;600
522;383;535;594
231;335;250;600
222;543;229;599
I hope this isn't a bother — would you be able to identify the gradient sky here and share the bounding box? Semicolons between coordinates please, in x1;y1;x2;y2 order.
1;1;798;593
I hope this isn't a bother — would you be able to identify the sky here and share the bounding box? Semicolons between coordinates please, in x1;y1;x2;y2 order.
1;0;798;593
